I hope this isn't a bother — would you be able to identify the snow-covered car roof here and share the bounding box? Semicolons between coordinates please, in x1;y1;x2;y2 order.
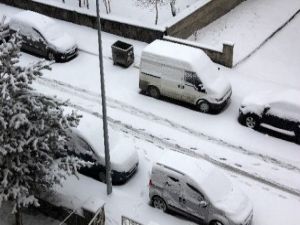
9;10;55;33
142;40;212;71
243;89;300;107
69;114;138;172
156;151;215;185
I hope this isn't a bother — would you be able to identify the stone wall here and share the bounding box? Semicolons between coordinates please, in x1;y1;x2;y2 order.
166;0;244;39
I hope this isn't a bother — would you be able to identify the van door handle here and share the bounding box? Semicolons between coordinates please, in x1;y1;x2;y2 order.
177;84;181;88
181;85;185;89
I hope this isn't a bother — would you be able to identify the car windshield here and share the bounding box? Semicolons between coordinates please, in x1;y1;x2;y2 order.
202;170;233;203
43;23;63;41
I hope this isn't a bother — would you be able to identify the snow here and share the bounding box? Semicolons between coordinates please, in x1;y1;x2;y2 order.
73;113;139;173
1;2;300;225
189;0;300;64
142;39;212;71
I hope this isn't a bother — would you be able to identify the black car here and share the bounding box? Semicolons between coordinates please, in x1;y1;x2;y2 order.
9;10;78;62
67;128;139;185
238;89;300;143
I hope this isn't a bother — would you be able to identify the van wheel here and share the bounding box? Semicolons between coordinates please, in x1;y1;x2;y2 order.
152;196;167;212
47;51;55;61
197;100;210;113
148;86;160;99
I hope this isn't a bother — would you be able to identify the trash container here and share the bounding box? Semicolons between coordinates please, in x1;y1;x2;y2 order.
111;40;134;68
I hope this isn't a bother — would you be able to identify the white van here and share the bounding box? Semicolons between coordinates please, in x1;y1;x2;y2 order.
149;152;253;225
139;40;232;113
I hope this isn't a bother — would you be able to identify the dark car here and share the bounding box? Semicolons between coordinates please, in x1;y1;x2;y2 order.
67;127;139;185
9;10;78;62
238;89;300;143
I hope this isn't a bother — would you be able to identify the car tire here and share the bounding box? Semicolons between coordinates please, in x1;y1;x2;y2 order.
148;86;160;99
197;100;210;113
244;114;259;129
47;51;55;61
210;220;223;225
152;196;167;212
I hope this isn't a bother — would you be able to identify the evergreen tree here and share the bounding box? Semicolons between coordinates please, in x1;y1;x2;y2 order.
0;18;89;225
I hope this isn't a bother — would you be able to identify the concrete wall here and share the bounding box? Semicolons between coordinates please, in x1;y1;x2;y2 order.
166;0;244;39
164;36;234;68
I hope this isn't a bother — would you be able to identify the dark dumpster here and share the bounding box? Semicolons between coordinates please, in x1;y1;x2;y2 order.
111;40;134;68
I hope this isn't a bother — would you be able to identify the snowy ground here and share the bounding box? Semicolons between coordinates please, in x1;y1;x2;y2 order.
33;0;202;27
1;2;300;225
189;0;300;64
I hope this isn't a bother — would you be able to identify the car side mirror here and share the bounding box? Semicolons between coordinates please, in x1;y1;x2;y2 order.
199;200;208;208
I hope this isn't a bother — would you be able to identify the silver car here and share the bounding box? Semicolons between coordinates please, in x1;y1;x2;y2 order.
149;152;253;225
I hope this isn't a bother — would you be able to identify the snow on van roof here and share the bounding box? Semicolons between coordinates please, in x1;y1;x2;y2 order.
156;151;215;184
10;10;55;32
142;40;212;70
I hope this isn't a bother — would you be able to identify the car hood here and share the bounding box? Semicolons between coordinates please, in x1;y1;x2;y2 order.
240;91;274;115
109;139;139;173
49;33;77;52
205;75;231;98
214;187;252;223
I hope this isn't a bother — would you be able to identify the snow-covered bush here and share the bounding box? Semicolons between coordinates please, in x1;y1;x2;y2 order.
0;18;90;225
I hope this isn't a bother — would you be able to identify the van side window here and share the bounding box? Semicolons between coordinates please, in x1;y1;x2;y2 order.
186;183;204;200
184;71;202;86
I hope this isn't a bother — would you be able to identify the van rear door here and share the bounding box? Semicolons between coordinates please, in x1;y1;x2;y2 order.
160;64;184;100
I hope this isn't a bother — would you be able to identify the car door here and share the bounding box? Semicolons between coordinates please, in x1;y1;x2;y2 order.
32;28;48;57
184;183;209;220
160;64;184;100
163;175;185;211
182;71;204;104
263;102;297;132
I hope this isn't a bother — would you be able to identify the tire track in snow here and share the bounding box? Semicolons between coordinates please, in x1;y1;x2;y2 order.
36;76;300;174
66;101;300;198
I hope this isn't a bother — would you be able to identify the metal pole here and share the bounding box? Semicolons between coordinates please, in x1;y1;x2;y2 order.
95;0;112;195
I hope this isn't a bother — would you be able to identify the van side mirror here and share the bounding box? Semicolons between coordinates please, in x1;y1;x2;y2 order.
197;84;206;93
199;200;208;208
263;105;270;114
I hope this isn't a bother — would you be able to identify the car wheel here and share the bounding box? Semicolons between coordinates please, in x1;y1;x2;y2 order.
244;114;259;129
148;86;160;99
210;220;223;225
47;51;55;61
152;196;167;212
197;100;210;113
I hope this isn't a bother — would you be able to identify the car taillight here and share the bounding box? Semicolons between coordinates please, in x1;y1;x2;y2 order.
149;179;153;186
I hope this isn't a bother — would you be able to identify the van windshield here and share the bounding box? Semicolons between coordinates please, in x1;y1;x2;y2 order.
202;170;233;203
43;24;62;41
193;61;220;85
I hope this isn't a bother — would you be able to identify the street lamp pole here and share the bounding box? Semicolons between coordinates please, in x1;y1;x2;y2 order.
95;0;112;195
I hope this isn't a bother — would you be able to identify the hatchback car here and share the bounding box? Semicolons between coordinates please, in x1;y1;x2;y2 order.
66;117;139;185
9;10;78;62
149;151;253;225
238;89;300;143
